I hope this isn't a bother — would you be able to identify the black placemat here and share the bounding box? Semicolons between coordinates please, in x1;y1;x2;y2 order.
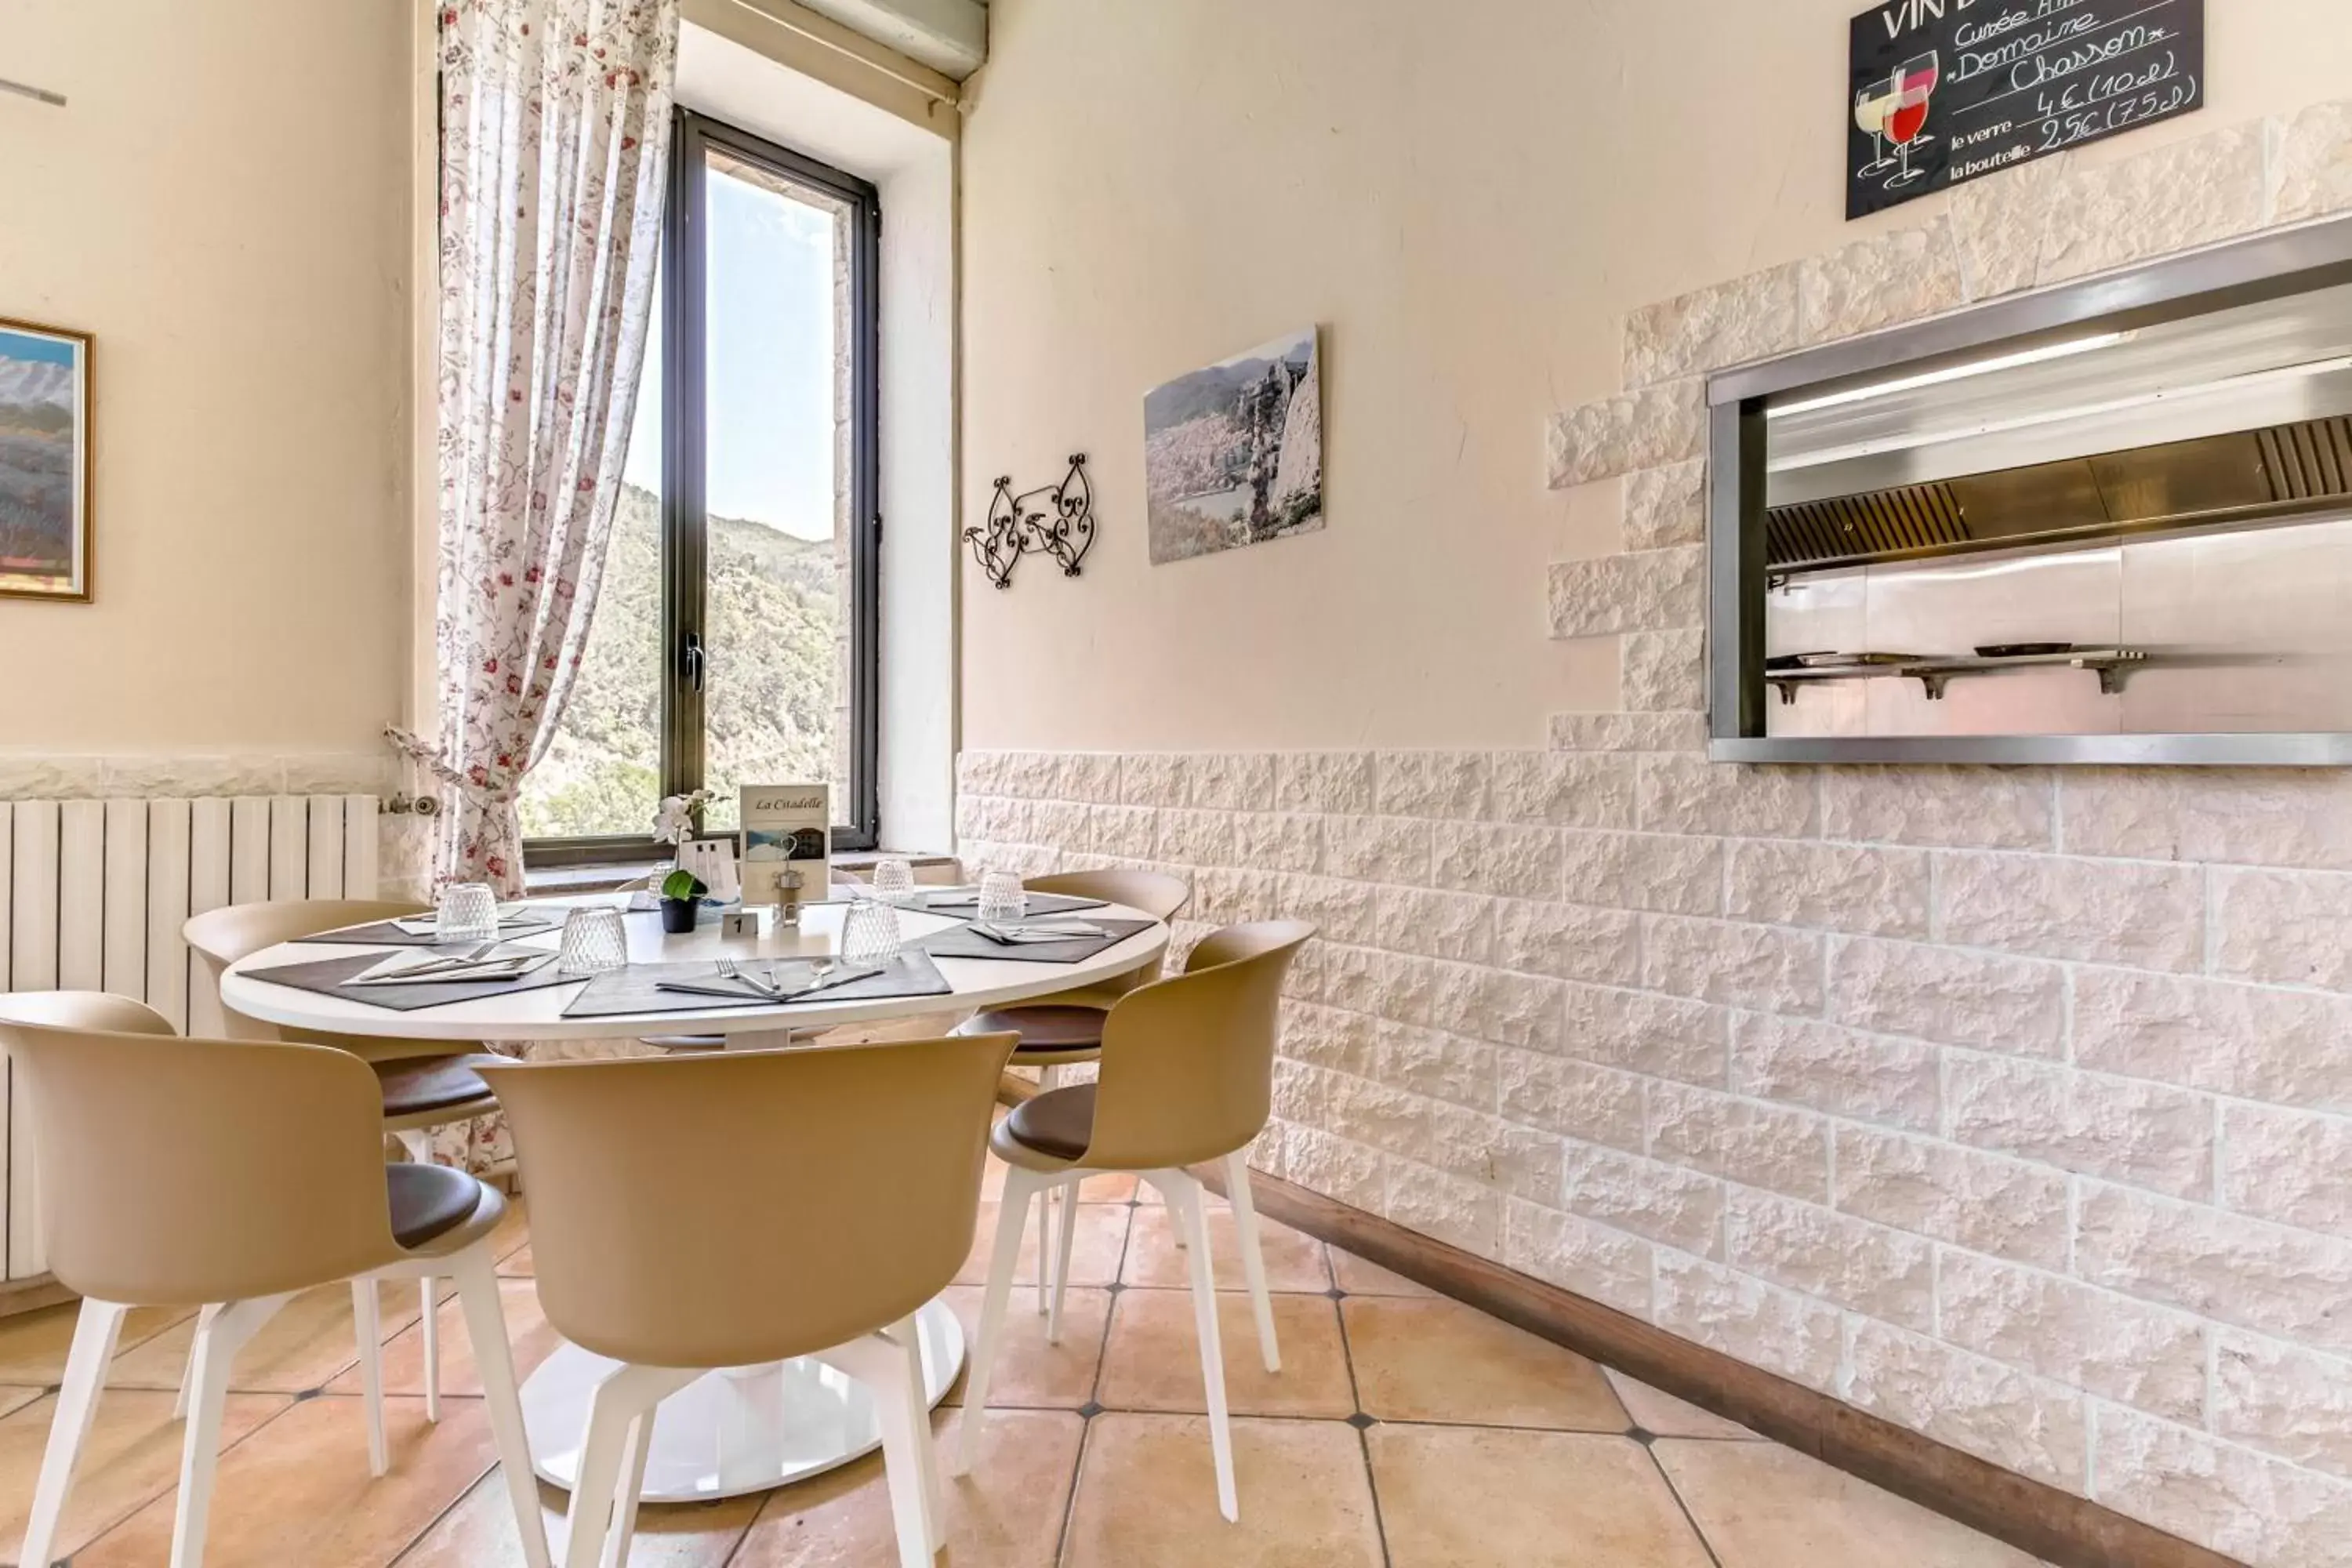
303;913;565;947
240;946;579;1011
921;916;1155;965
913;891;1109;918
560;949;956;1019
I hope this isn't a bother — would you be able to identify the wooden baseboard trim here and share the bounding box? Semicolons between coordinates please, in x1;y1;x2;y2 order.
0;1273;74;1320
1189;1162;2240;1568
988;1076;2235;1566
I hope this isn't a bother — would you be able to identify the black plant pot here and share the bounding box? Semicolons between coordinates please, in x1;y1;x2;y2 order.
659;897;699;935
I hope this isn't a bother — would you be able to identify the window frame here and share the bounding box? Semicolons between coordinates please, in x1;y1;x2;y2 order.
524;107;883;866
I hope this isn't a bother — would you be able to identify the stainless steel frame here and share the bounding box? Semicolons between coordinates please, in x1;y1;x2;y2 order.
1706;216;2352;768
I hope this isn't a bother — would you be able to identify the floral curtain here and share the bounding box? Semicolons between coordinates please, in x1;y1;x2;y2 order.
393;0;679;895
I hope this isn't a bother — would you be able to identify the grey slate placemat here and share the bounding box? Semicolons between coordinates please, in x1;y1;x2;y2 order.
560;949;955;1018
239;947;578;1011
301;914;564;948
913;891;1109;918
920;916;1156;966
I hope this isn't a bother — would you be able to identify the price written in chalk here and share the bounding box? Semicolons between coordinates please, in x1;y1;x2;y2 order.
1847;0;2205;220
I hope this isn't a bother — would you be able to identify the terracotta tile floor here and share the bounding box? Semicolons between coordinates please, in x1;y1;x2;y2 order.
0;1174;2054;1566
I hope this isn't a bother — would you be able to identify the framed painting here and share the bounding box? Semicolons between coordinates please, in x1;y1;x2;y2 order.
0;316;92;602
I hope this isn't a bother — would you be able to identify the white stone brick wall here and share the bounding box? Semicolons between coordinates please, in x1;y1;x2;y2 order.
958;749;2352;1561
955;94;2352;1568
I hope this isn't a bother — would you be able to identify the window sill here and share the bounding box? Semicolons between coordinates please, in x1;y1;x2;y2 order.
522;850;960;897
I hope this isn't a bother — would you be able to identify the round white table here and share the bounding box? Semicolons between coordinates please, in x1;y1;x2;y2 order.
220;891;1167;1503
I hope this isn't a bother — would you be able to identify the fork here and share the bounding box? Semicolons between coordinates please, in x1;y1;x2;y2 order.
714;959;780;996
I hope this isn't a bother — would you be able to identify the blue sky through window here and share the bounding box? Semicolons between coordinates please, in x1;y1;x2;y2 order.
621;157;839;542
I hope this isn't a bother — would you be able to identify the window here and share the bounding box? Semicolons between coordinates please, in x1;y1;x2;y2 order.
521;110;880;858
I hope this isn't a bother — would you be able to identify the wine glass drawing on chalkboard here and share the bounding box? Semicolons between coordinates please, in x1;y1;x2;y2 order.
1854;79;1900;177
1883;51;1940;191
1897;52;1940;149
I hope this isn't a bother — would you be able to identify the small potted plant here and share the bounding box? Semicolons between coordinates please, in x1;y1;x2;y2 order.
635;789;715;911
659;868;708;934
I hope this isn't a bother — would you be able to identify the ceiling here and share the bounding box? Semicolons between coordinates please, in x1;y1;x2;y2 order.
794;0;987;78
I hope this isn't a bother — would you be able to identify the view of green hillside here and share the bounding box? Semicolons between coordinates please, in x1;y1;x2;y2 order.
518;484;841;840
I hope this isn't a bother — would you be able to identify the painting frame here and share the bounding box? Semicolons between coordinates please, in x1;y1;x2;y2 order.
1144;325;1324;566
0;314;93;604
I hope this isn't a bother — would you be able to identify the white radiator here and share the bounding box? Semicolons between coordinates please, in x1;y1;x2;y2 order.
0;794;379;1279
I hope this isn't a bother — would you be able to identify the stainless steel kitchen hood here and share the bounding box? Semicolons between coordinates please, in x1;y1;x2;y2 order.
1764;414;2352;573
1759;271;2352;574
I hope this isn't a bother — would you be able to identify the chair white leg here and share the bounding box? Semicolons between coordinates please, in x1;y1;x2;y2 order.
350;1280;389;1477
601;1414;651;1568
172;1302;223;1420
1224;1152;1281;1374
815;1334;936;1568
20;1298;129;1568
172;1294;291;1568
1031;1065;1062;1316
1156;1171;1237;1523
1032;1187;1054;1316
420;1276;442;1422
955;1164;1040;1477
448;1246;553;1568
561;1363;693;1568
1047;1174;1080;1346
880;1313;944;1554
394;1127;443;1424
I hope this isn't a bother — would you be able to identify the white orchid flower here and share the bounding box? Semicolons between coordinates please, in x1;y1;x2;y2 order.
652;792;707;846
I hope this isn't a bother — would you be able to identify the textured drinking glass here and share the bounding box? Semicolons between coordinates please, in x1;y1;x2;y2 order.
840;898;903;966
870;856;916;905
976;870;1028;927
556;906;630;975
434;883;499;943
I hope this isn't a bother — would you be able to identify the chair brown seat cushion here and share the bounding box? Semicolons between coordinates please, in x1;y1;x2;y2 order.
385;1161;485;1250
956;1005;1105;1056
372;1054;498;1120
1001;1083;1096;1162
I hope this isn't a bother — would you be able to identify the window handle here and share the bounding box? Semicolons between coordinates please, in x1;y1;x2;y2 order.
681;630;706;695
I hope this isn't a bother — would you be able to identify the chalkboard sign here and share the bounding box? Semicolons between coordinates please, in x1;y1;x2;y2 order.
1848;0;2204;220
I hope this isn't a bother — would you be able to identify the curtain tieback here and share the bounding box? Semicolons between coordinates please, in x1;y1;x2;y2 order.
384;724;522;808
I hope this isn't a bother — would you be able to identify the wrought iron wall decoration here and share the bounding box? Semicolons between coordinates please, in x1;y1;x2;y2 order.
964;453;1095;590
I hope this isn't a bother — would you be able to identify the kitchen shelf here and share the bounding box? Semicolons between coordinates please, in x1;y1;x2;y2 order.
1767;648;2150;705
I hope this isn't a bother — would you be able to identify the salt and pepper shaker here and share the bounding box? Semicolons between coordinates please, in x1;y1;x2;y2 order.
777;866;807;928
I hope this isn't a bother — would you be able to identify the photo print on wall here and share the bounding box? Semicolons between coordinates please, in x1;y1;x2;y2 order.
0;316;92;602
1145;326;1323;564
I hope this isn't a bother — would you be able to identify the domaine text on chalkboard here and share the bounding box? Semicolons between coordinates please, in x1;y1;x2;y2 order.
1847;0;2205;220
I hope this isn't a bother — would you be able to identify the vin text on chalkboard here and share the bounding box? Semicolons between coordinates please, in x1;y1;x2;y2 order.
1847;0;2204;220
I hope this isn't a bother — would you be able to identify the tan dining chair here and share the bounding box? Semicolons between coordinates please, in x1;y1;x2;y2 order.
185;898;503;1442
951;868;1190;1312
954;920;1313;1522
0;1005;547;1568
475;1029;1019;1568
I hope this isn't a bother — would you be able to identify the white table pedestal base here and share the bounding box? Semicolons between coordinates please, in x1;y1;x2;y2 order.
517;1298;966;1502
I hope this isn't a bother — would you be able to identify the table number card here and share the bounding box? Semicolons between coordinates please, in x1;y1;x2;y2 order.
739;784;830;907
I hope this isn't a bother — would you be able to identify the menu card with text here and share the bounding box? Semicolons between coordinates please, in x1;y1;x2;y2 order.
739;783;830;906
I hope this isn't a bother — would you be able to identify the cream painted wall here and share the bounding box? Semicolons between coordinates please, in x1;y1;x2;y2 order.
957;0;2352;753
0;0;412;755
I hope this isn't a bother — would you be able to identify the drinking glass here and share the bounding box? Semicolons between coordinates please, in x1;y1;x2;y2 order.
870;856;916;906
976;870;1028;927
434;883;499;944
556;906;630;975
840;898;903;966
